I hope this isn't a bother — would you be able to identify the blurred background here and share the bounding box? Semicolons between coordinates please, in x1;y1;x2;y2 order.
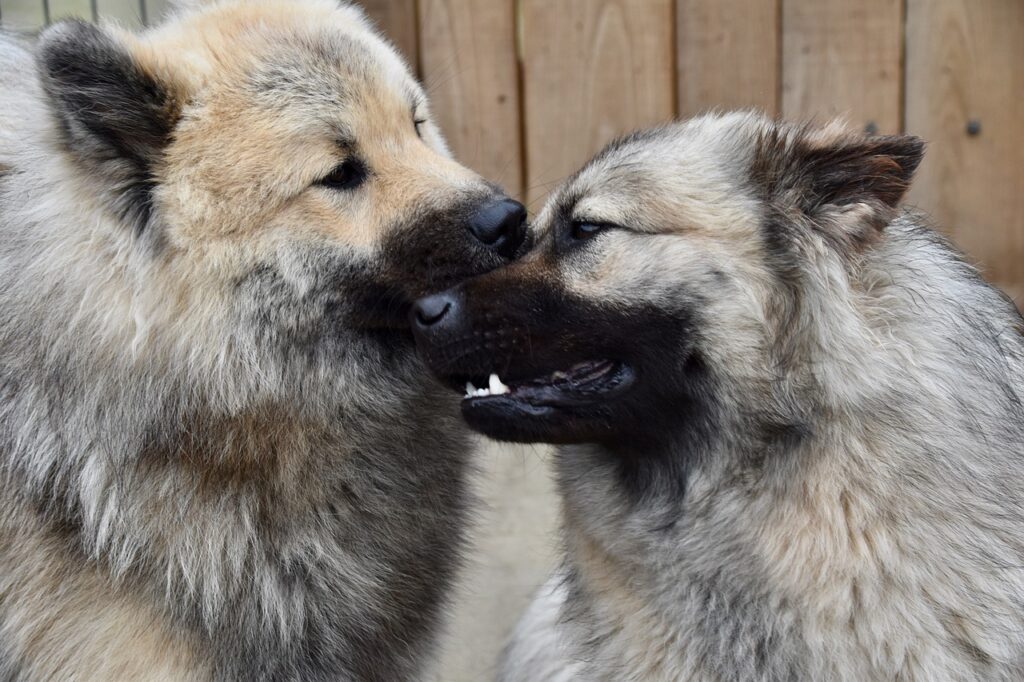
3;1;1021;679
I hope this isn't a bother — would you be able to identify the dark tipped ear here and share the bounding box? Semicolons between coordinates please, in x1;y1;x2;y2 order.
754;125;925;245
798;133;924;213
38;20;181;231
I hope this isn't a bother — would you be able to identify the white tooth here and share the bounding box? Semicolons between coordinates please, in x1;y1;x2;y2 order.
489;373;510;395
465;382;475;398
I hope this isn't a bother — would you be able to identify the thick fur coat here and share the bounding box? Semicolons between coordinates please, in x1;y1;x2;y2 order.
411;112;1024;680
0;1;522;679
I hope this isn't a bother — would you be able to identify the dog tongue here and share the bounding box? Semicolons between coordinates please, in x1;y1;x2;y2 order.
509;360;625;407
565;360;615;382
533;360;615;389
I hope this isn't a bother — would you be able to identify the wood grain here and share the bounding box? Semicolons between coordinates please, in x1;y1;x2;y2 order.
521;0;675;208
905;0;1024;303
357;0;419;74
676;0;780;117
419;0;522;198
46;0;92;22
143;0;170;24
782;0;902;133
0;0;47;29
94;0;143;27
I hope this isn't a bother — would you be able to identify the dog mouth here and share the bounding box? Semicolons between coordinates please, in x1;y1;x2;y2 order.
457;359;635;410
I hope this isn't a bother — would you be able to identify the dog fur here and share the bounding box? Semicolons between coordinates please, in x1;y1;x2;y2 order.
0;1;522;679
412;112;1024;680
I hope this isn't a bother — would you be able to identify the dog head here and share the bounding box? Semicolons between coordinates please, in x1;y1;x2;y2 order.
33;0;525;406
411;112;923;446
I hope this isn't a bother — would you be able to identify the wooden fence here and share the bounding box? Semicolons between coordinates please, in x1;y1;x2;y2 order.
3;0;1022;300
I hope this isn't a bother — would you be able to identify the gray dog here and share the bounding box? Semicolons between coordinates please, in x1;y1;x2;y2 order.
413;112;1024;680
0;0;526;678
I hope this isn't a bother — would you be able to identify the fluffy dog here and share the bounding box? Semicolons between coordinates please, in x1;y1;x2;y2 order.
412;112;1024;680
0;1;526;679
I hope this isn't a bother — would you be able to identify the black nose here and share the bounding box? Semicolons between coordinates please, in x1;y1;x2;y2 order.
411;291;459;330
466;198;527;258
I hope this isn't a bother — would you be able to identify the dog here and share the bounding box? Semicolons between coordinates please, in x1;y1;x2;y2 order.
0;1;527;678
411;112;1024;680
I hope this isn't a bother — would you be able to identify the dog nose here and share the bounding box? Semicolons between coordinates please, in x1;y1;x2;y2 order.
466;198;527;258
411;291;459;330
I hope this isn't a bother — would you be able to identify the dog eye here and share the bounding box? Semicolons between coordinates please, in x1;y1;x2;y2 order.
570;221;607;241
319;159;367;191
414;118;427;139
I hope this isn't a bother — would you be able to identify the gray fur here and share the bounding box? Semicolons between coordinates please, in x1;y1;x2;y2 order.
0;3;496;679
501;113;1024;680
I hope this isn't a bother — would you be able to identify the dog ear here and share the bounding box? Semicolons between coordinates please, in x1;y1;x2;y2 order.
38;20;181;232
754;123;924;247
796;132;924;216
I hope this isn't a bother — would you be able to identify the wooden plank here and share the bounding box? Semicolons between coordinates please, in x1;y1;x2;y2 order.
95;0;143;27
47;0;91;21
143;0;170;25
782;0;902;133
905;0;1024;304
356;0;418;74
676;0;780;117
0;0;47;30
419;0;522;199
521;0;675;207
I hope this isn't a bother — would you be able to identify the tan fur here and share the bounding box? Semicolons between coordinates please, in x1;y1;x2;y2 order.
0;504;208;681
0;0;514;677
128;0;474;248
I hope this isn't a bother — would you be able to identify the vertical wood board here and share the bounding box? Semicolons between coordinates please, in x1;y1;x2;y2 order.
905;0;1024;302
521;0;675;207
782;0;903;133
677;0;780;117
419;0;522;197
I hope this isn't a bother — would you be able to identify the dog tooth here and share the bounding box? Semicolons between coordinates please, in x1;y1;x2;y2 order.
465;382;475;398
488;373;510;395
